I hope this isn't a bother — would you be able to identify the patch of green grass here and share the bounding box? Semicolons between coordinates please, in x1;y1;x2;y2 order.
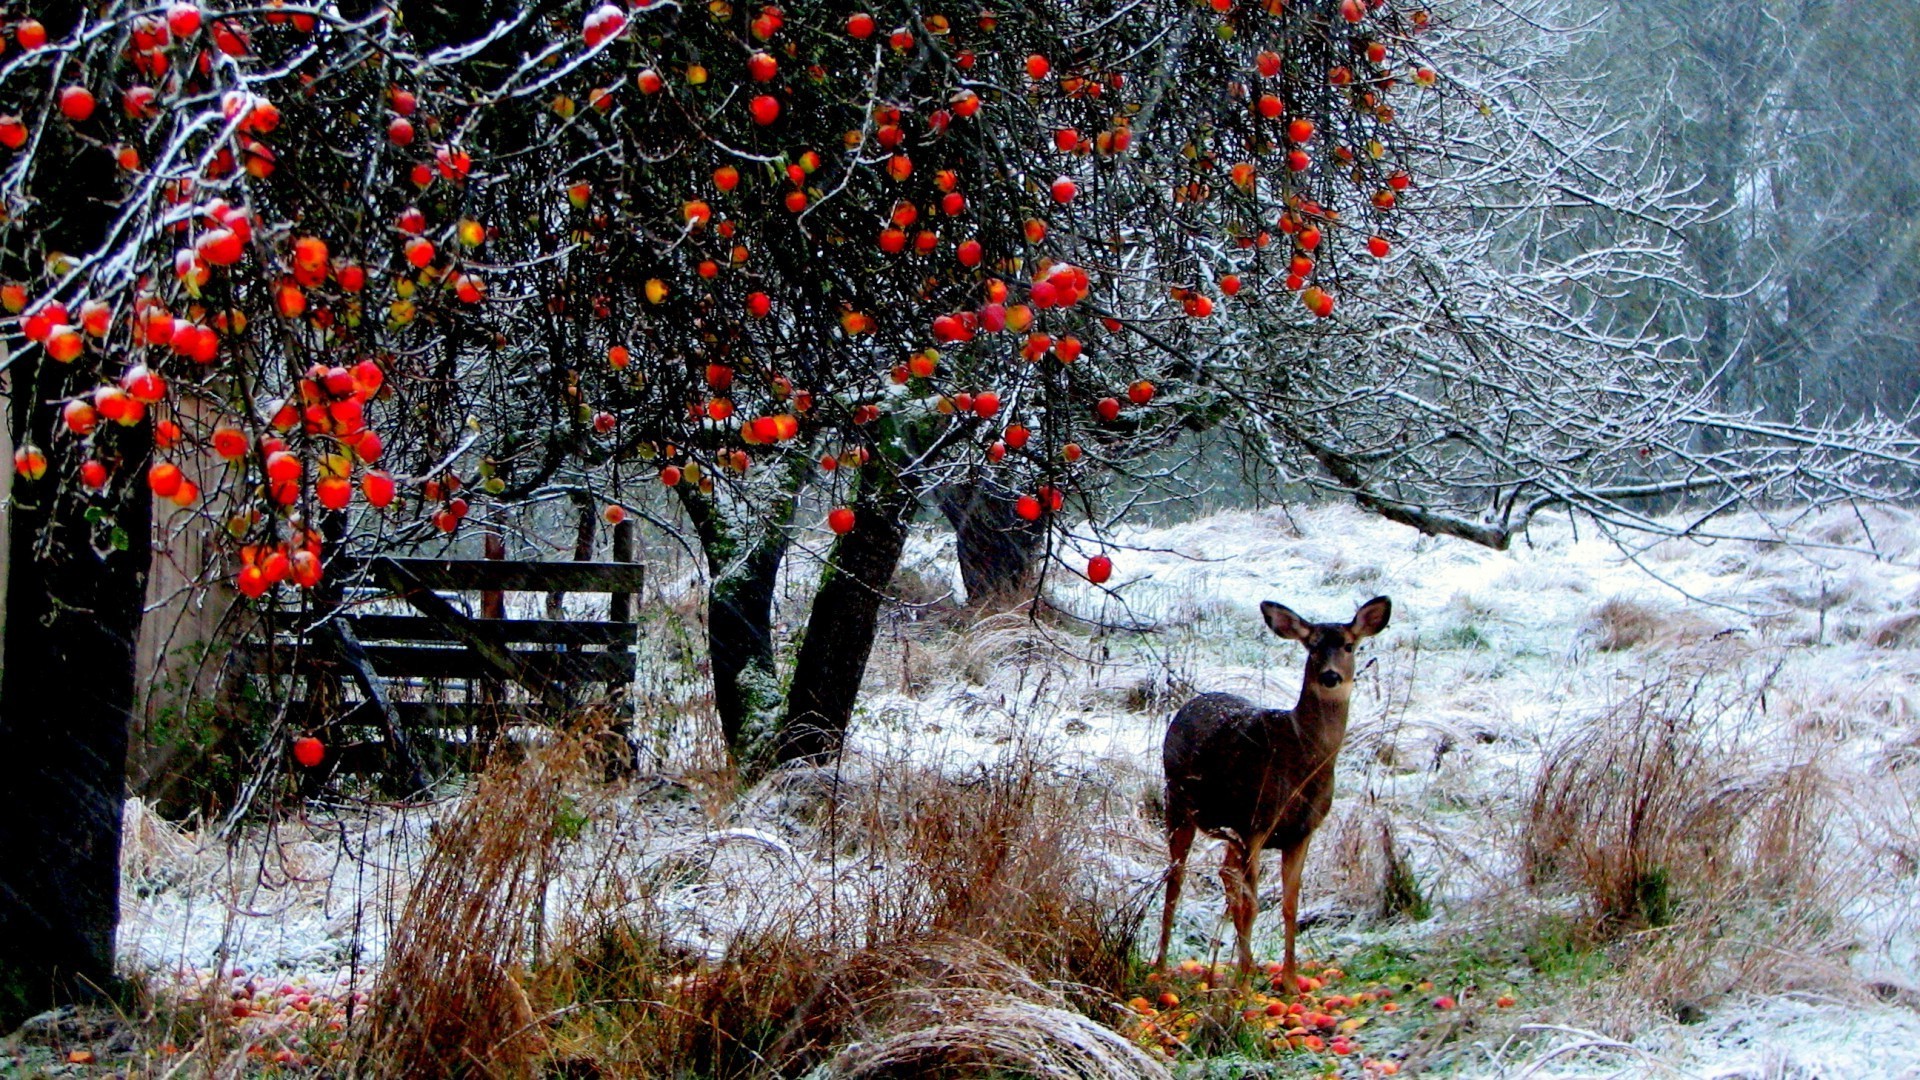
1523;914;1612;984
1433;624;1492;652
554;794;589;841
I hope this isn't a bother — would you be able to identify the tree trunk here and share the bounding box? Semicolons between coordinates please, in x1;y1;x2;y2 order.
776;467;919;768
678;483;796;763
936;477;1043;605
0;19;145;1023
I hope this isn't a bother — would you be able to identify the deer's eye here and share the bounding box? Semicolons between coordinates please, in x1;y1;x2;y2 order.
1342;642;1354;652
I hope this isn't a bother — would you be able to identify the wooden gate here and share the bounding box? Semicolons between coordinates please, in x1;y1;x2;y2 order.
255;547;647;783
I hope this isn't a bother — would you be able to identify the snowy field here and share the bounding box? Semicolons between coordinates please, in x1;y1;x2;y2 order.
114;502;1920;1077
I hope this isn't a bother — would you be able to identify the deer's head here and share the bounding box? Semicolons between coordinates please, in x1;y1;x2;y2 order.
1260;596;1392;702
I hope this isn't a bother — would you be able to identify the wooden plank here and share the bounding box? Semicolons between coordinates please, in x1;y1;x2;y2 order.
320;701;545;728
360;645;636;684
334;556;648;593
610;518;638;624
337;615;638;647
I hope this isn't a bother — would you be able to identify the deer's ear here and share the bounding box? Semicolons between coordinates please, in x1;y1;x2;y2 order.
1350;596;1392;639
1261;601;1314;642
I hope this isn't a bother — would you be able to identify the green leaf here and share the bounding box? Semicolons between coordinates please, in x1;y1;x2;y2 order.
109;526;130;552
84;506;105;525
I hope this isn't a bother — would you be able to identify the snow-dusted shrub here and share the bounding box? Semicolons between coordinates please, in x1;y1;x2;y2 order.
1586;596;1714;652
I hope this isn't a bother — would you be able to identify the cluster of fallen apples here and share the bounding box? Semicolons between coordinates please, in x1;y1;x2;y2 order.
141;967;366;1067
1123;956;1516;1072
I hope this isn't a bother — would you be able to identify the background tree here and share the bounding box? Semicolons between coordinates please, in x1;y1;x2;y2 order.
1569;0;1920;421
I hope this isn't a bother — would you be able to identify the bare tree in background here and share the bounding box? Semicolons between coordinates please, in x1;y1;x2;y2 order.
1105;0;1920;552
1569;0;1920;421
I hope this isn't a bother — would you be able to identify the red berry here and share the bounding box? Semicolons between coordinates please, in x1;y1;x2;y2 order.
147;462;184;498
1087;555;1113;584
827;507;856;534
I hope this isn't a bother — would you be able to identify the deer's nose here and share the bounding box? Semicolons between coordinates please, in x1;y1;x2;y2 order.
1318;669;1343;688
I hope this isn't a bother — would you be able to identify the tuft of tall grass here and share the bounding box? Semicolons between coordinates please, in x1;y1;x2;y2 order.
360;733;591;1078
1519;651;1855;1008
358;731;1158;1077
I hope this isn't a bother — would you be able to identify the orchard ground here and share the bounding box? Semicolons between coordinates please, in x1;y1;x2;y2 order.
16;501;1920;1077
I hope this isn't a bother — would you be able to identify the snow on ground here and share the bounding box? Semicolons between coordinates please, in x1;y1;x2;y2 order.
116;501;1920;1076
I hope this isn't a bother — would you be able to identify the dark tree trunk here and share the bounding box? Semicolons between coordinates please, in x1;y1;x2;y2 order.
0;20;145;1020
0;378;152;1028
936;477;1043;604
678;487;794;759
776;467;920;767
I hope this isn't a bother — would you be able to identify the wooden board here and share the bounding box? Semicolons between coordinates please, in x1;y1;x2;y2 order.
311;615;637;647
356;645;635;683
332;556;647;593
314;700;545;729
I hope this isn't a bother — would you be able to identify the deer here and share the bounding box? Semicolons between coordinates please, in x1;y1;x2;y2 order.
1153;595;1391;992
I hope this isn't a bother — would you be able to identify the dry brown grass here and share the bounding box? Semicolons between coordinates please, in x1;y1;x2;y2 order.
1321;803;1430;923
1519;650;1857;1010
1586;596;1713;652
488;737;1154;1078
359;734;591;1078
1866;610;1920;649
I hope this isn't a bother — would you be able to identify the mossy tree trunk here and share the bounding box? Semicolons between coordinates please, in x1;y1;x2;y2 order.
678;473;800;769
775;463;920;768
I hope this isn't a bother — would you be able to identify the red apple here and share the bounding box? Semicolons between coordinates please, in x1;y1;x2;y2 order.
292;736;325;767
59;86;96;123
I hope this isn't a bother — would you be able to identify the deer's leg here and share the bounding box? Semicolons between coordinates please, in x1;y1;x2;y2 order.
1220;840;1257;985
1234;845;1266;985
1278;839;1311;995
1154;821;1197;971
